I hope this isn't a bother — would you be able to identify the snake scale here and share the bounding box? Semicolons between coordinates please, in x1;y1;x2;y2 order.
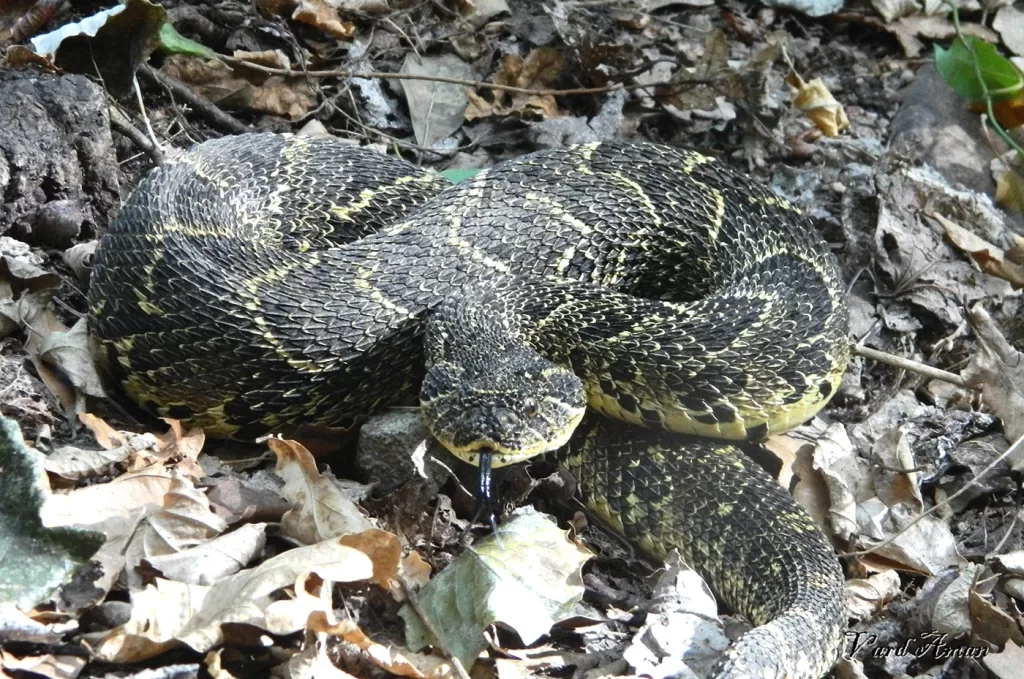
88;134;850;679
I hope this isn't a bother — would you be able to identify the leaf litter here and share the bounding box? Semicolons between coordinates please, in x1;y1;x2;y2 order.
2;0;1024;677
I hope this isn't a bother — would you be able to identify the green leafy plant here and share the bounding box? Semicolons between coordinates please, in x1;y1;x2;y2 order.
933;5;1024;161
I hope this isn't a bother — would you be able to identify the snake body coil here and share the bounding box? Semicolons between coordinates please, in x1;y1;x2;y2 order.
89;134;849;679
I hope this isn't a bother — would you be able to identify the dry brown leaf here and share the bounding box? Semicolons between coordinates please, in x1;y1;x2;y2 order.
143;523;266;585
764;425;834;536
937;212;1024;287
92;538;374;661
271;438;374;543
163;55;316;121
40;464;174;527
0;649;87;679
870;429;923;510
856;499;967;575
786;72;850;137
339;529;431;599
810;423;861;541
660;29;745;114
308;611;451;678
132;419;206;477
466;49;564;121
78;412;127;449
292;0;354;38
962;304;1024;454
41;433;156;481
846;570;901;620
142;475;229;557
883;16;999;58
970;589;1024;646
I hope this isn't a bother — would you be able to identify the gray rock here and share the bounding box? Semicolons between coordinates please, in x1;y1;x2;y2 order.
0;69;120;242
356;408;451;496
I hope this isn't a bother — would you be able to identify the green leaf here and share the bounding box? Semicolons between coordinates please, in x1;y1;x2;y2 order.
934;35;1023;102
399;508;592;667
439;168;483;183
157;22;216;59
0;417;104;609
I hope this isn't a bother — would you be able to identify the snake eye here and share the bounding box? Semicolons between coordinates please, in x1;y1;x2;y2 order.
523;397;539;417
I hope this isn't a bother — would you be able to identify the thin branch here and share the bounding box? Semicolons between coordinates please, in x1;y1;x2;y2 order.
843;432;1024;558
139;65;251;135
133;74;163;156
218;54;678;97
852;344;971;389
108;105;164;165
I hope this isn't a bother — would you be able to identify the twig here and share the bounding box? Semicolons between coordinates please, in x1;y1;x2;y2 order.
108;105;164;165
218;54;677;97
852;344;971;389
139;65;251;135
843;432;1024;558
133;74;163;156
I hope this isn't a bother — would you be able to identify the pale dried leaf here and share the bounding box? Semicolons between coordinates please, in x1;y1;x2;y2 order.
870;429;923;510
993;5;1024;57
271;438;374;543
40;465;174;527
92;538;374;661
42;434;156;480
938;213;1024;287
857;500;968;575
812;423;861;540
871;0;918;22
962;304;1024;454
143;523;266;585
846;570;901;620
399;53;476;148
622;554;729;678
0;650;87;679
143;476;229;557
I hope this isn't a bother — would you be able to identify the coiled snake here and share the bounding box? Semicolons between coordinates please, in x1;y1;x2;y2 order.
89;134;850;679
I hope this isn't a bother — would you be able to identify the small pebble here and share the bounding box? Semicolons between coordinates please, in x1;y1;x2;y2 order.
830;182;846;194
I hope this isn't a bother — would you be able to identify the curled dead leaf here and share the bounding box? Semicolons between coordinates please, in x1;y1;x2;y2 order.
786;71;850;137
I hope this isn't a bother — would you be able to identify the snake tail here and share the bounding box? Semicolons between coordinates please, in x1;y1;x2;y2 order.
563;416;847;679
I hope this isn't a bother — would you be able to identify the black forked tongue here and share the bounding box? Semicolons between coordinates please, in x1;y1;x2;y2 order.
463;450;504;548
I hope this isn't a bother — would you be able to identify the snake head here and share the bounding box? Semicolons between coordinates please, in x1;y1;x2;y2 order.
420;349;587;468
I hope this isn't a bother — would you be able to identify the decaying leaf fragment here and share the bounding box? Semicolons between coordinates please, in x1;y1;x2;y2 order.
937;212;1024;287
786;71;850;136
270;437;375;543
962;303;1024;454
465;48;564;121
163;54;317;121
90;537;374;662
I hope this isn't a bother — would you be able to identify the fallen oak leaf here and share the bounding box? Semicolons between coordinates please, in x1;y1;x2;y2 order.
90;537;374;662
935;212;1024;286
